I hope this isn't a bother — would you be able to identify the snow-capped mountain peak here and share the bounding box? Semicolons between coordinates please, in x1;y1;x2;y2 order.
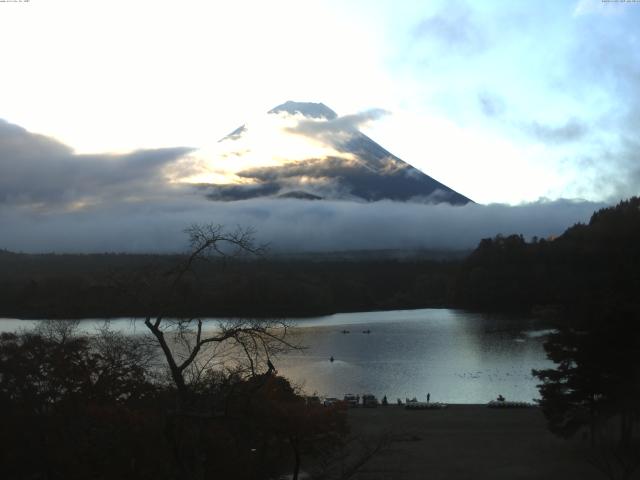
193;102;472;204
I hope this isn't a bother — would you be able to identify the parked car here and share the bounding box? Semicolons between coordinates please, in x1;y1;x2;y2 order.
343;393;359;407
323;397;339;407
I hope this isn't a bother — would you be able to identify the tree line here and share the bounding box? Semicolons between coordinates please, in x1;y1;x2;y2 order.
3;198;640;320
0;250;459;319
453;197;640;313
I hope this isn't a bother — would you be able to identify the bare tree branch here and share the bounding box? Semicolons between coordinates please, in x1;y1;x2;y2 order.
139;223;297;411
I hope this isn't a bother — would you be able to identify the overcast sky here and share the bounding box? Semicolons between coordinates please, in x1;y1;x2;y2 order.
0;0;637;252
2;0;639;204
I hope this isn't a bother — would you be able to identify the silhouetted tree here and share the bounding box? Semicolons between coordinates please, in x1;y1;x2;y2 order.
136;224;311;480
0;326;165;480
533;305;640;480
139;224;297;406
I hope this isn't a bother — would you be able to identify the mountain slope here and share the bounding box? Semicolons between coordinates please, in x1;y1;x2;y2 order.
205;101;472;205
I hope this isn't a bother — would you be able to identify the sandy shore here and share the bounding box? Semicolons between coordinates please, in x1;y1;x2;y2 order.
344;405;612;480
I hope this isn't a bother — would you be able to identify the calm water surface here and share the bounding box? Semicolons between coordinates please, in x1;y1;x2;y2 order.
0;309;554;403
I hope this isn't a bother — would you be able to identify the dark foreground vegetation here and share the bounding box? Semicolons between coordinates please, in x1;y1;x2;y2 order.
0;226;362;480
0;323;349;480
1;198;640;479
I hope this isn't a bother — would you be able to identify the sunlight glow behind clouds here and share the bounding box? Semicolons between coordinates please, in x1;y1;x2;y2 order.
187;112;352;186
0;0;388;153
1;0;639;205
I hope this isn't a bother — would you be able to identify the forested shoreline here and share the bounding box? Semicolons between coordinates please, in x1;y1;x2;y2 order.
1;197;639;320
0;252;460;319
453;197;640;314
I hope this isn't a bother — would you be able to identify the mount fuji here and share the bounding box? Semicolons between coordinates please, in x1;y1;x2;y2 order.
198;101;472;205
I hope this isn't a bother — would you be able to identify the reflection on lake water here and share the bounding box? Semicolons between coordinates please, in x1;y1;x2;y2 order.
280;309;554;404
0;308;554;404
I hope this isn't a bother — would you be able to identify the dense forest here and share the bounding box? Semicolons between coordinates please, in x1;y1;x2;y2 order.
453;196;640;314
0;251;460;318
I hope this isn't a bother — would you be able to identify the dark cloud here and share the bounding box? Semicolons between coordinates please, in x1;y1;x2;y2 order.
414;2;487;55
0;119;193;207
200;156;375;202
0;119;73;158
237;157;350;182
0;197;603;254
204;182;281;201
523;118;588;144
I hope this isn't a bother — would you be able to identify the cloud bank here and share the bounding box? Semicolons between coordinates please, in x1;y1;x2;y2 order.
0;116;607;254
0;119;193;208
0;196;603;254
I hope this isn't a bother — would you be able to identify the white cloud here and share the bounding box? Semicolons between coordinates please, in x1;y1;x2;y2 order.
0;196;602;254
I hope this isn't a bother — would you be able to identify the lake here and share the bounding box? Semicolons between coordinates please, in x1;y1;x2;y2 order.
0;308;554;404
